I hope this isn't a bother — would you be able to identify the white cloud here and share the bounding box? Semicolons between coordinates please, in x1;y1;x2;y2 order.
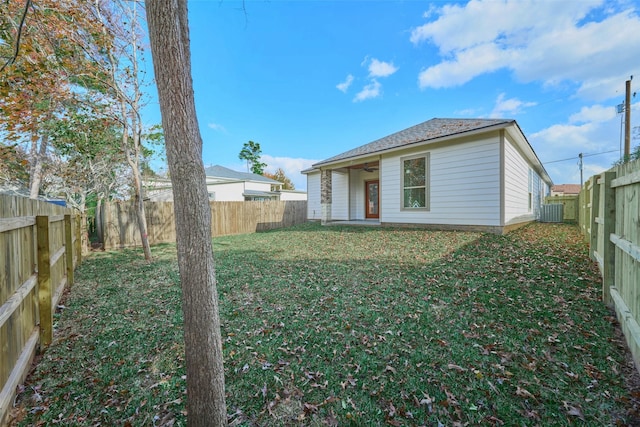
531;122;604;153
336;74;354;93
528;102;638;184
489;93;537;118
261;154;319;190
208;123;227;133
569;104;617;124
418;42;510;88
353;80;382;102
411;1;640;100
368;58;398;78
340;57;398;102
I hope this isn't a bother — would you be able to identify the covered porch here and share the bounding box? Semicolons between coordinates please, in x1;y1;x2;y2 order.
320;160;381;225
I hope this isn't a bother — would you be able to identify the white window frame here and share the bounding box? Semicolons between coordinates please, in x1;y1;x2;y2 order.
528;168;533;212
400;153;430;211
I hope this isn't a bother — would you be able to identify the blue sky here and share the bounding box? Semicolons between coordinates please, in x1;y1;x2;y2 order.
143;0;640;191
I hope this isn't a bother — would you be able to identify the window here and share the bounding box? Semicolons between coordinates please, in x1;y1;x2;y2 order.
528;169;533;212
401;154;430;210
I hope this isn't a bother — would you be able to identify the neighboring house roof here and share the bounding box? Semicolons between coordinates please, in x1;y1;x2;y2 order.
243;189;280;198
0;184;31;198
204;165;281;184
551;184;581;194
313;118;512;167
0;184;65;205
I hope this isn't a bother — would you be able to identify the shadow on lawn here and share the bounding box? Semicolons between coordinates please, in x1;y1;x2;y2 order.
9;223;640;426
213;223;638;426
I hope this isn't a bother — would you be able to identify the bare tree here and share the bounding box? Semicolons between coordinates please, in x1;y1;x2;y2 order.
145;0;227;425
92;0;154;261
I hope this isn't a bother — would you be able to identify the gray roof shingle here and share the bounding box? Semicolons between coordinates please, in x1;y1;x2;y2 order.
204;165;281;184
314;118;514;166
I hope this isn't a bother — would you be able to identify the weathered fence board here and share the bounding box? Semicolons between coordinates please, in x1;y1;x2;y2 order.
0;195;80;426
579;158;640;371
102;200;308;249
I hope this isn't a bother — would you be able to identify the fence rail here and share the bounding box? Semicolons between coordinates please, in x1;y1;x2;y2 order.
578;159;640;371
101;200;308;249
0;195;81;426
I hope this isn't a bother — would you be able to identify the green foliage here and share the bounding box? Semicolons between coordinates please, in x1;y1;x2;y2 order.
140;123;166;170
0;141;29;184
264;167;295;190
50;110;121;158
239;140;267;175
10;223;637;426
613;144;640;166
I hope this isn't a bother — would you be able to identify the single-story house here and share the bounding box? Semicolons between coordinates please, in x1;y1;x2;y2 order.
303;118;553;234
550;184;581;196
145;165;307;202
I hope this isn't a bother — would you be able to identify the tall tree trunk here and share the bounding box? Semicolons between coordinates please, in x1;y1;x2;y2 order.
29;132;48;199
130;152;152;260
129;2;152;261
121;97;152;261
95;196;104;244
145;1;227;426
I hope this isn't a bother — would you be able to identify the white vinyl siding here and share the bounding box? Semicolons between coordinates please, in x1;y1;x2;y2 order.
504;137;535;223
244;181;274;192
349;169;364;220
380;137;501;226
306;171;321;220
531;170;543;219
205;182;245;201
331;170;349;220
279;190;307;201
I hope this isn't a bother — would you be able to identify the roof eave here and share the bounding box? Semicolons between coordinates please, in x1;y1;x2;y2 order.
505;122;554;187
313;120;515;169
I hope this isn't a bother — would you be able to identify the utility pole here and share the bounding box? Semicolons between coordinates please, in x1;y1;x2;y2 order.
625;76;632;160
578;152;583;187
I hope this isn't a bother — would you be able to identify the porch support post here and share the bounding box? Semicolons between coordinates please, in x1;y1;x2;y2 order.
321;169;332;225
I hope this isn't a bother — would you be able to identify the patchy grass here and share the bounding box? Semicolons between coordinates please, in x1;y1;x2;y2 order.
9;222;639;426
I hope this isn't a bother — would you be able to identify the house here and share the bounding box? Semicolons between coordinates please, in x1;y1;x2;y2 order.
550;184;581;196
303;118;552;234
145;165;307;202
0;184;67;206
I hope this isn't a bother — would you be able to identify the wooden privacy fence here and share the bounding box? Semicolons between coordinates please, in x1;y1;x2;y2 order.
544;194;579;222
100;200;308;249
578;159;640;369
0;195;81;426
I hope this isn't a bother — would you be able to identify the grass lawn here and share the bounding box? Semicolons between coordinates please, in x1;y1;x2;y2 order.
8;222;639;426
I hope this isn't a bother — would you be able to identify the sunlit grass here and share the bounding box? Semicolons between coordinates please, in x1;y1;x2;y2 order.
10;222;635;426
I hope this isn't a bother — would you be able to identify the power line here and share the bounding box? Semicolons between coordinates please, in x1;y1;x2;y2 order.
544;149;619;164
545;155;579;164
581;149;620;159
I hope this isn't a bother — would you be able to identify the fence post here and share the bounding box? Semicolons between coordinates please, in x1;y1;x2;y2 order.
36;215;53;348
601;171;617;306
75;215;82;265
65;214;74;287
589;175;601;261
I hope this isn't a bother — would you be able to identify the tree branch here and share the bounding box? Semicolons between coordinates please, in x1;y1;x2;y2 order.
1;0;33;73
